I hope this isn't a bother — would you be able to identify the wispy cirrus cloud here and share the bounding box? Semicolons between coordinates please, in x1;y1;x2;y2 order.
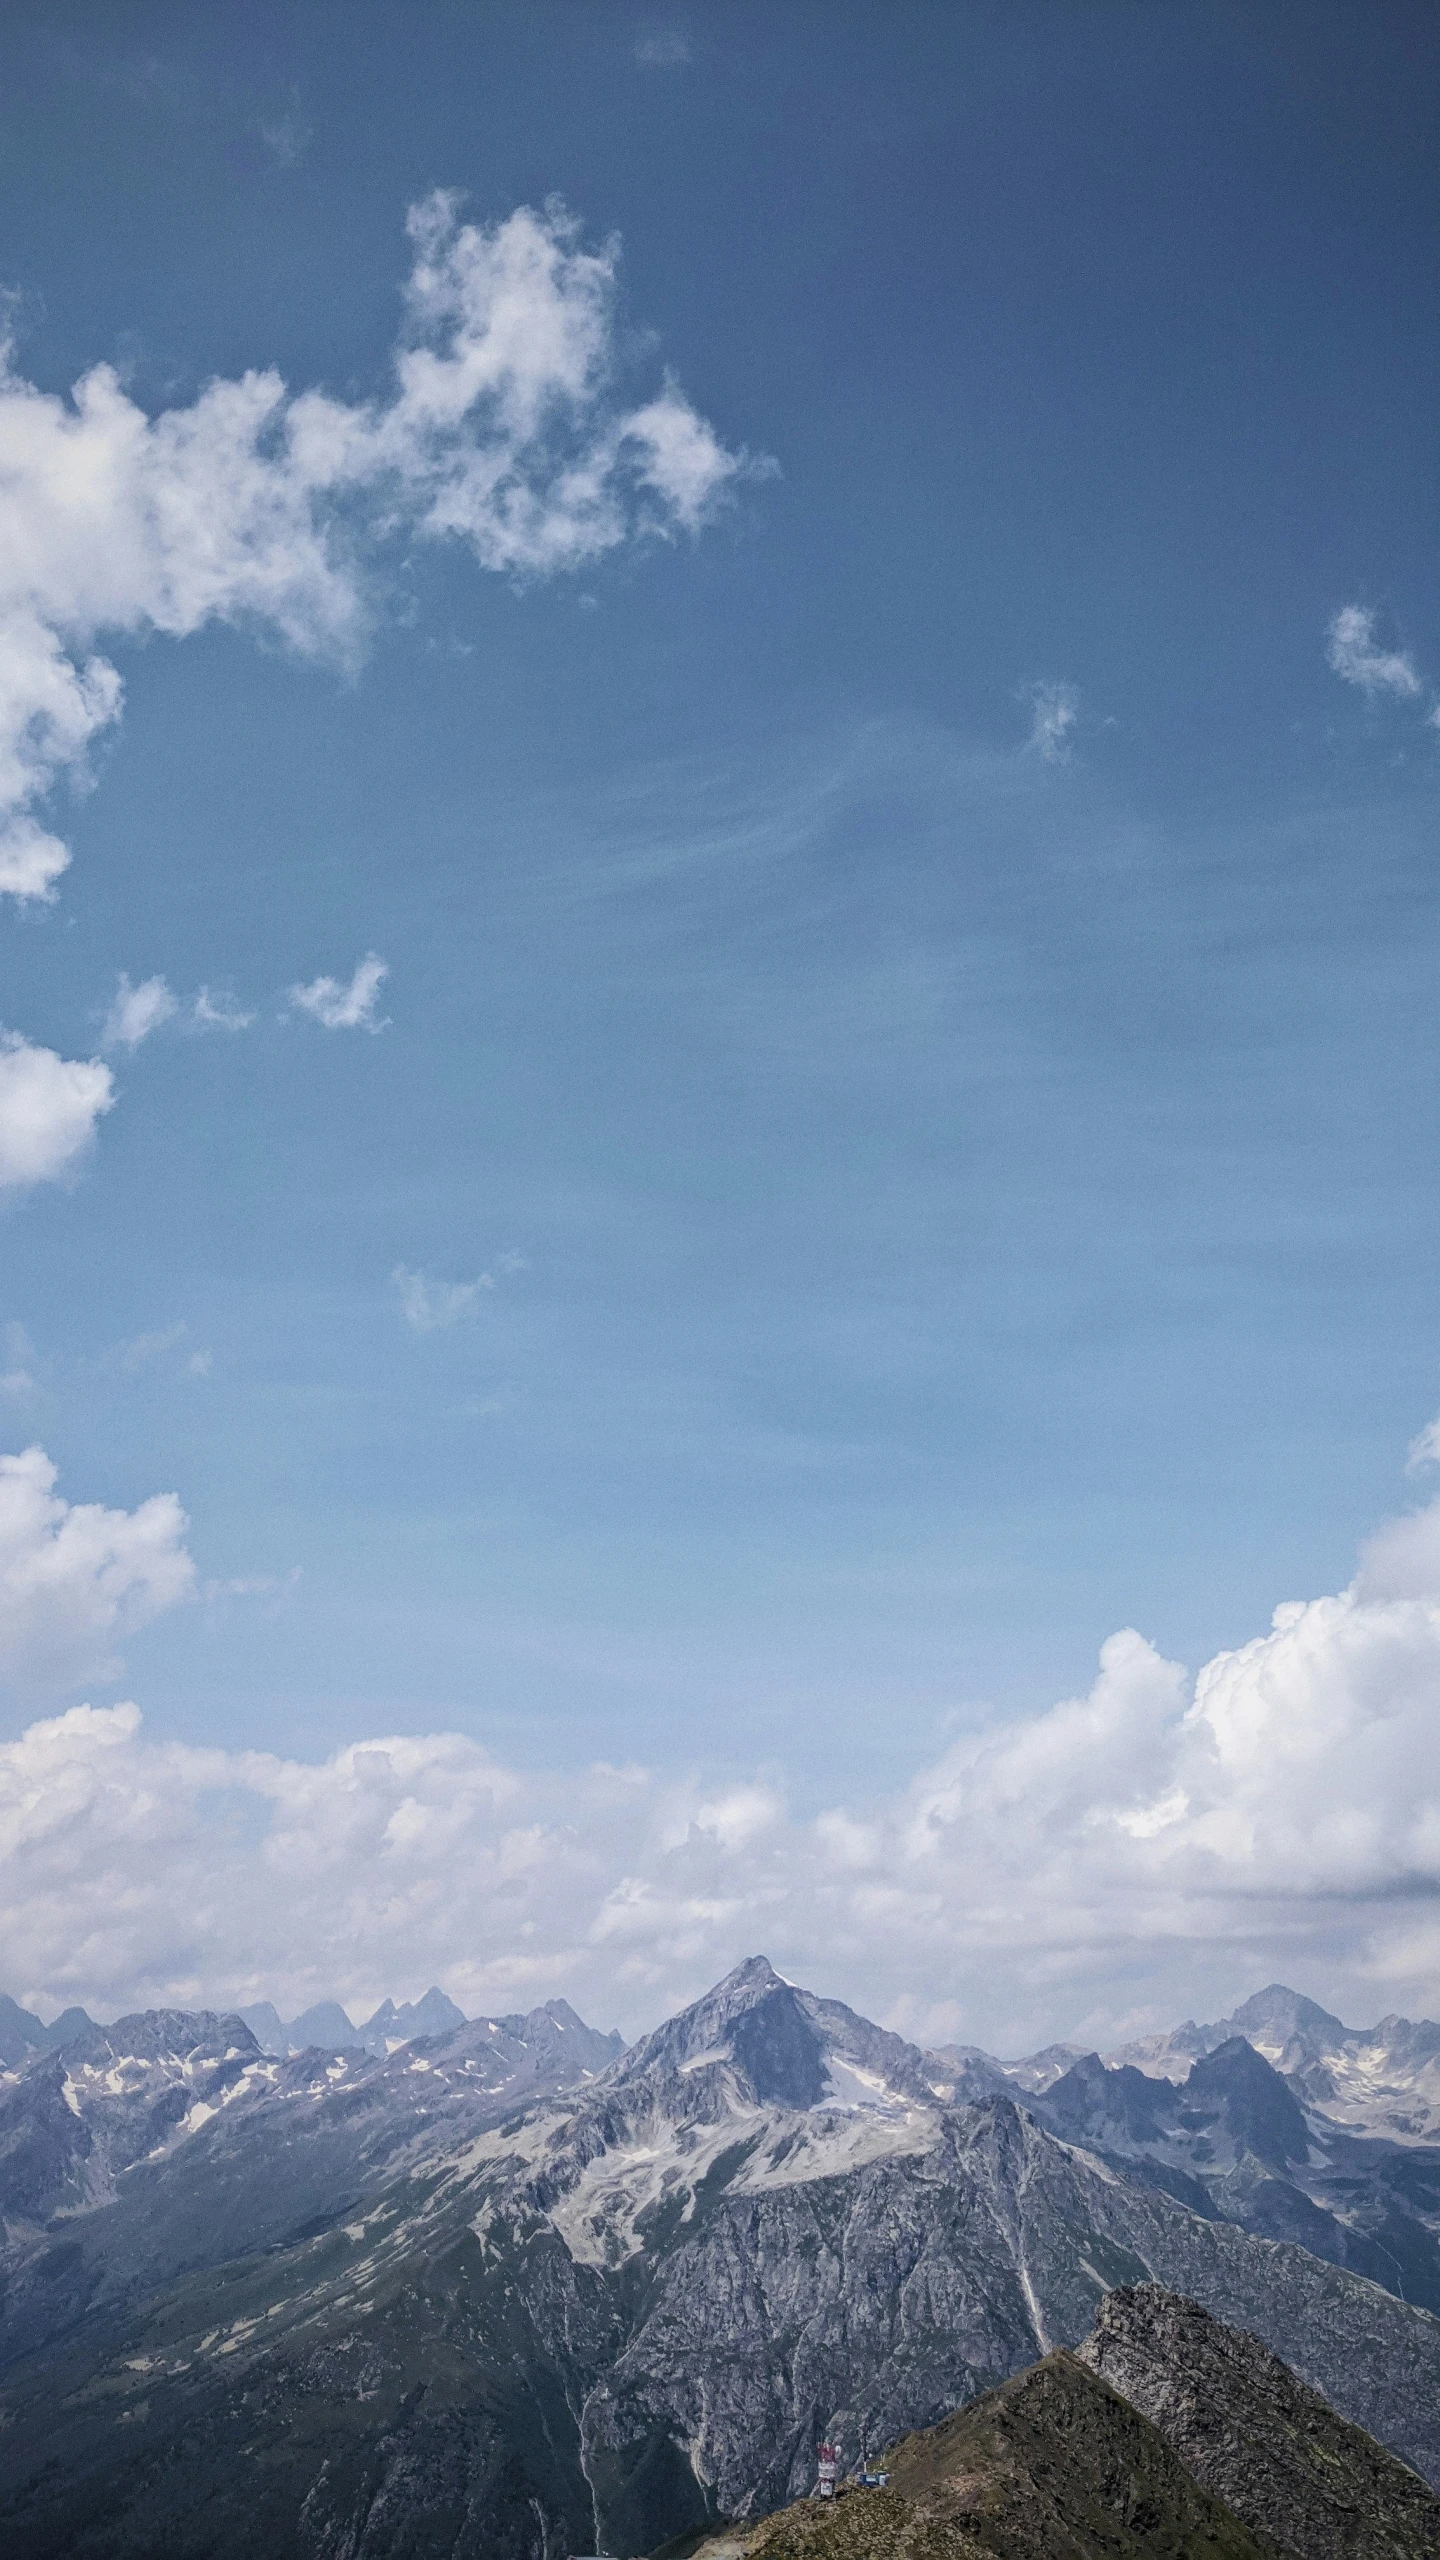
1326;604;1423;701
290;952;390;1031
635;26;692;67
0;192;758;908
257;87;312;168
393;1263;496;1332
1025;678;1079;763
191;986;255;1032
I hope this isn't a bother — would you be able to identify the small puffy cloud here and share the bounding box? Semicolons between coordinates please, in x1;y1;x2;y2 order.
0;1032;113;1191
393;1263;495;1332
1026;679;1079;763
289;952;389;1031
0;194;758;902
102;972;176;1050
0;1445;193;1697
192;987;255;1032
1326;604;1423;700
624;376;749;532
0;819;72;903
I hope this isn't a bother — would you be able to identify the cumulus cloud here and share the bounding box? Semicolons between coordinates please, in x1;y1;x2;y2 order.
15;1470;1440;2040
393;1263;495;1331
102;972;176;1050
289;952;390;1031
1326;604;1423;700
0;192;754;900
0;1445;193;1697
0;1032;113;1191
1026;679;1079;763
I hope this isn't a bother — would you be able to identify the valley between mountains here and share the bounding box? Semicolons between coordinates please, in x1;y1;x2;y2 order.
3;1959;1440;2555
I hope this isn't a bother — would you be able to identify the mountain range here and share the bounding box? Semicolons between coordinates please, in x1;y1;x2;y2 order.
0;1982;479;2069
3;1961;1440;2553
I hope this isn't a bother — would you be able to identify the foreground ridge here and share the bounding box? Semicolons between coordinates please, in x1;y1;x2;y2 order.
689;2287;1440;2560
689;2347;1278;2559
1079;2284;1440;2559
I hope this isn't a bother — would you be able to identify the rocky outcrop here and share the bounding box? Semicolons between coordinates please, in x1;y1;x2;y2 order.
1079;2283;1440;2559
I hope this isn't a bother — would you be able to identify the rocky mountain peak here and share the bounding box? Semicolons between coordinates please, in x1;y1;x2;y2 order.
1184;2033;1311;2169
611;1954;815;2093
1226;1984;1349;2056
74;2008;262;2067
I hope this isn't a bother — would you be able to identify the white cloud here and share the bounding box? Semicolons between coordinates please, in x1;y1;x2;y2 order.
635;27;692;66
289;952;389;1031
0;1445;193;1698
16;1463;1440;2041
192;987;255;1032
1026;679;1079;763
1326;604;1423;700
0;193;755;900
393;1263;495;1331
0;1032;113;1191
102;972;176;1050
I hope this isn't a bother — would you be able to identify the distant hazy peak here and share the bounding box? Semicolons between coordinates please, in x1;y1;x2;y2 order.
1225;1984;1350;2042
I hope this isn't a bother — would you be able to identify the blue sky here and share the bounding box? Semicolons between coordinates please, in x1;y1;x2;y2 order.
2;4;1440;2038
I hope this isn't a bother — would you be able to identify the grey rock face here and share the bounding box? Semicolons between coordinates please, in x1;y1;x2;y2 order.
0;2007;263;2245
4;1958;1440;2559
1079;2282;1440;2558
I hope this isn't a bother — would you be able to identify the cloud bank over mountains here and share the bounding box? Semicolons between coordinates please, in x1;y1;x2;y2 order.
5;1438;1440;2046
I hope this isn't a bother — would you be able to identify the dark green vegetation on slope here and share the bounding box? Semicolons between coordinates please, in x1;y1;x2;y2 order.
746;2350;1282;2560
